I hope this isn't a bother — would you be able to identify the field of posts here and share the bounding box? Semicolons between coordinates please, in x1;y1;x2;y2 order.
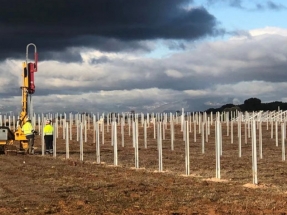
1;110;287;214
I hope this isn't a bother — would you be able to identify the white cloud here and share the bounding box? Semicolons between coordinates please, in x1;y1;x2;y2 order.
204;101;223;107
212;81;276;97
165;69;183;78
1;27;287;113
232;98;240;105
184;89;208;97
249;27;287;37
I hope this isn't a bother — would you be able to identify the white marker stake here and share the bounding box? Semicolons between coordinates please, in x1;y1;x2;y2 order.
93;116;96;144
226;117;229;136
231;120;233;144
132;121;135;148
201;122;205;154
107;114;109;133
84;120;87;143
76;121;79;142
171;120;174;151
111;120;114;146
220;122;223;156
271;120;274;139
248;120;251;138
158;122;163;172
102;119;105;145
56;118;59;139
238;119;242;157
215;119;221;179
96;122;100;164
185;121;190;175
135;121;139;168
276;121;278;147
194;121;196;142
8;116;11;129
62;118;65;139
41;122;45;156
244;121;247;144
88;114;90;130
163;121;165;140
181;108;184;132
66;122;69;159
70;118;72;141
259;121;262;159
282;123;285;161
114;121;118;166
252;120;258;185
53;122;57;158
153;118;156;139
121;118;125;147
144;120;147;149
206;119;209;142
80;123;83;161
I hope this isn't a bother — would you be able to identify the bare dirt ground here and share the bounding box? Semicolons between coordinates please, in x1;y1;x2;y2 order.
1;121;287;214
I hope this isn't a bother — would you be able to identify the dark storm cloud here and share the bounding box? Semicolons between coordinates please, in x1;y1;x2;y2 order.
0;0;220;61
207;0;286;10
33;69;210;98
255;1;286;10
40;50;83;63
89;56;110;65
206;0;243;8
227;0;243;8
267;1;286;10
72;36;153;52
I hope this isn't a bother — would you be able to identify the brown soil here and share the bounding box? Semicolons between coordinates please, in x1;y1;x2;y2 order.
1;121;287;214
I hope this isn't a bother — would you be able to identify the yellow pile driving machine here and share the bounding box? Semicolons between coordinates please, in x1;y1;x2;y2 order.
0;43;38;154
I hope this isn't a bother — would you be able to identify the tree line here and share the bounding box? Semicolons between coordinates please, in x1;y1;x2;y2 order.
205;98;287;114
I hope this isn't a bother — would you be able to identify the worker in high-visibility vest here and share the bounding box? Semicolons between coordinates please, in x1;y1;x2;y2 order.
21;117;35;154
44;119;54;154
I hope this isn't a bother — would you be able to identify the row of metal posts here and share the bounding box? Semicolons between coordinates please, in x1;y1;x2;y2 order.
40;110;287;185
2;110;287;184
53;112;252;180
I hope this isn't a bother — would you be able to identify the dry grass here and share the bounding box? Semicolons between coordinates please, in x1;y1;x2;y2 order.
1;121;287;214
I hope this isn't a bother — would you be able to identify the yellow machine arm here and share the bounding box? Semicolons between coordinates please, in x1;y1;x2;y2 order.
0;43;38;154
15;44;38;142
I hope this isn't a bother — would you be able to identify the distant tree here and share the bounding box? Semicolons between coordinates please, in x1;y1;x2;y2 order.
204;97;287;113
221;104;234;109
205;108;217;114
221;103;235;111
244;98;261;106
244;98;261;111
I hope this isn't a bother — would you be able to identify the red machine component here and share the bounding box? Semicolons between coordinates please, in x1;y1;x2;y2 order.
28;52;38;94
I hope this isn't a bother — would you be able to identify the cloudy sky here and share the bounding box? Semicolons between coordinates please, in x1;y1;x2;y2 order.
1;0;287;114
